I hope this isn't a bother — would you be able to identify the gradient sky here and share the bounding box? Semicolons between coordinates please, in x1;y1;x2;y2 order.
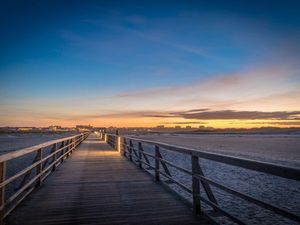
1;0;300;128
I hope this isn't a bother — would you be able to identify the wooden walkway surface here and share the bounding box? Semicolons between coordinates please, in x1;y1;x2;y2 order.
6;134;210;225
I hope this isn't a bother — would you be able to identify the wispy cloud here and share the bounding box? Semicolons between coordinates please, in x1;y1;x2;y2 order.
76;109;300;121
163;121;208;125
79;18;211;59
247;121;300;126
110;65;300;112
176;110;300;120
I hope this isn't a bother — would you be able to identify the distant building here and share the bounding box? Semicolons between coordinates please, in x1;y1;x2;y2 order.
186;125;192;129
175;126;181;129
156;125;165;129
76;125;93;131
17;127;35;131
49;125;62;131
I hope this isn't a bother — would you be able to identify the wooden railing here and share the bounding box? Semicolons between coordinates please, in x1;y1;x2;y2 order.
0;132;89;221
104;133;300;225
106;133;116;148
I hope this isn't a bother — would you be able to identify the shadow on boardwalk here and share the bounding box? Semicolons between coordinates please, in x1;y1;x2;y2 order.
6;134;210;225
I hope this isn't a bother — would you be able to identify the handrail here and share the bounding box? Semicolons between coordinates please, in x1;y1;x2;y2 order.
122;136;300;181
0;132;90;221
0;134;84;163
104;132;300;225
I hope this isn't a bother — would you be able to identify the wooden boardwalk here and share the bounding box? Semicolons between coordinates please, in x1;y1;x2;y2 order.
6;134;210;225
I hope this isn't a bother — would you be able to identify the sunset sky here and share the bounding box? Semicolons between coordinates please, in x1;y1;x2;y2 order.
0;0;300;128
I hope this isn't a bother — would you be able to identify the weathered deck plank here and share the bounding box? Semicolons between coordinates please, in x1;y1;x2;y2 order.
6;134;210;225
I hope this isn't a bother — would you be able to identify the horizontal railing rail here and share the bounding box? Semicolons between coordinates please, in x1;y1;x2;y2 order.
104;133;300;225
0;132;90;221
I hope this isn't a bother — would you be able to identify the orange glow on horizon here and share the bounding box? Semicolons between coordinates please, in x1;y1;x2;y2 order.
2;116;299;129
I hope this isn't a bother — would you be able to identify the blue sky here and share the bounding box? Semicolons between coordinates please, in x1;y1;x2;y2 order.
0;0;300;127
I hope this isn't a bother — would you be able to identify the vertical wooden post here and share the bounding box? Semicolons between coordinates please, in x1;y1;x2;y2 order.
69;139;72;155
66;139;70;158
118;136;122;153
0;161;6;223
138;142;142;168
115;130;119;151
36;148;43;187
69;138;72;156
129;140;133;161
52;143;57;171
191;155;201;214
61;141;65;163
155;146;160;181
74;137;77;149
72;138;75;152
123;138;127;157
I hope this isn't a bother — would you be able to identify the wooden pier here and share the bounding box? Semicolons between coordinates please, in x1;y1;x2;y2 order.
5;134;209;225
1;132;300;225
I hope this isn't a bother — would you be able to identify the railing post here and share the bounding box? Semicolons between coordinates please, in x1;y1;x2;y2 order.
129;140;133;161
72;138;75;152
36;148;43;187
115;130;119;151
0;161;6;223
104;133;107;143
61;141;65;163
52;143;57;171
69;138;72;156
155;146;160;181
74;136;77;149
66;139;70;158
117;136;122;153
123;138;127;157
138;142;142;168
69;138;72;154
191;155;201;214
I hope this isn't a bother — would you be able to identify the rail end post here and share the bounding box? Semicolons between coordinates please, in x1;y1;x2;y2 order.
115;130;121;152
117;136;122;153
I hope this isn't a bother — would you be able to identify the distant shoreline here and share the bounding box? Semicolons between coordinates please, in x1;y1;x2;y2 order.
0;130;78;135
164;131;300;135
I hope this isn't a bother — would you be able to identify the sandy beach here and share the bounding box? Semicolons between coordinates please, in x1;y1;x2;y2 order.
130;133;300;225
136;133;300;167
